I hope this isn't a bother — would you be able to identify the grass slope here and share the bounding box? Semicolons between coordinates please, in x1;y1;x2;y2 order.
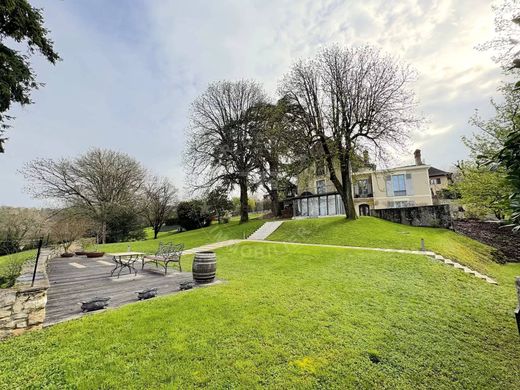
268;217;501;278
0;242;518;388
97;219;264;254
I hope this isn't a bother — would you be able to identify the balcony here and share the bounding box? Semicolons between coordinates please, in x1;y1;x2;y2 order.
297;184;338;197
354;192;374;199
295;184;373;198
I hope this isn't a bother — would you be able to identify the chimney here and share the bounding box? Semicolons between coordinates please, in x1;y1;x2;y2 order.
414;149;422;165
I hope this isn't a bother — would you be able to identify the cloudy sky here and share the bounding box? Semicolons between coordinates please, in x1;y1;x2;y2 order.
0;0;505;207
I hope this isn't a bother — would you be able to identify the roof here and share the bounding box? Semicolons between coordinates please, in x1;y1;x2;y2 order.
428;167;451;177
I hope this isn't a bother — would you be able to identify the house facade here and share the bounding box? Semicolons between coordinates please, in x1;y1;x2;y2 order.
428;167;452;196
289;150;442;217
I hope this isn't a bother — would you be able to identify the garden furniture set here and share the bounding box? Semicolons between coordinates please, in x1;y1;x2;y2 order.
107;242;184;278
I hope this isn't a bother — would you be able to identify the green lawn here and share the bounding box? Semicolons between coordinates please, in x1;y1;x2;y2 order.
97;219;264;254
0;250;37;288
0;242;518;388
268;217;501;279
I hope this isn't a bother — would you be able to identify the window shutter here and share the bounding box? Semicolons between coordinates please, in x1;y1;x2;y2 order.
385;176;393;196
405;173;413;195
353;182;359;196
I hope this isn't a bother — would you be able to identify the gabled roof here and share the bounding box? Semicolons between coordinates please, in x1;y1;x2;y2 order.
428;166;450;177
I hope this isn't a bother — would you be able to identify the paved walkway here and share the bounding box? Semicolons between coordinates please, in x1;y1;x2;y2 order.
247;221;284;240
182;240;242;255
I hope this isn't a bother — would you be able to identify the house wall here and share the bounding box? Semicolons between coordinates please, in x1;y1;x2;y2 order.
295;159;433;217
297;160;340;194
371;167;432;210
430;175;450;195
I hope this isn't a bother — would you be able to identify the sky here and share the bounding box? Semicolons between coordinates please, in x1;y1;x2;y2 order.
0;0;506;207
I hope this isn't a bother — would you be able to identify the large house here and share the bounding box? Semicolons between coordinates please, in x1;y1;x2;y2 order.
287;149;450;217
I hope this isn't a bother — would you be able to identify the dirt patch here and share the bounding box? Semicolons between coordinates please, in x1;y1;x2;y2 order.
453;220;519;263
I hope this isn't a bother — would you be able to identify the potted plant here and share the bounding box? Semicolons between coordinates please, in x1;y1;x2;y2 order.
60;240;75;257
75;237;95;256
51;212;91;258
85;248;105;258
84;240;105;258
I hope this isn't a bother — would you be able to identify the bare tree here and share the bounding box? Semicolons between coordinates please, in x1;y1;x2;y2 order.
50;212;92;254
141;176;177;239
280;45;420;219
185;80;267;223
0;207;48;255
21;148;146;243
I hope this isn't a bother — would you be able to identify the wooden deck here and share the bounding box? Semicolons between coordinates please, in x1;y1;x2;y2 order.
45;254;205;325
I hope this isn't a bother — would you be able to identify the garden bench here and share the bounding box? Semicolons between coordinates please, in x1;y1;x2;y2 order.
142;242;184;275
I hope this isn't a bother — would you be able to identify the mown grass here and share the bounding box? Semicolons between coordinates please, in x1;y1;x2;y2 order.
0;242;518;388
268;217;502;278
97;219;264;254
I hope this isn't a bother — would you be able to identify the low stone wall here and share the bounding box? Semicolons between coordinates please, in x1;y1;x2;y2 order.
371;204;453;228
0;248;54;340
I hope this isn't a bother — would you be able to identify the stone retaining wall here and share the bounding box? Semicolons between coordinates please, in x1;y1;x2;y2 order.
0;248;54;340
371;204;453;228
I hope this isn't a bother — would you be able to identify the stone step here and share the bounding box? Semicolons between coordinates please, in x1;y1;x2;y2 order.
444;259;455;265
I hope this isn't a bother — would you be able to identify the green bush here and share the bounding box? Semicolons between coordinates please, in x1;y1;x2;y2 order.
105;207;145;243
0;257;23;288
176;200;211;231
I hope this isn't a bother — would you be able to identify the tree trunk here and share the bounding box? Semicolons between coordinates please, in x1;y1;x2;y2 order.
239;177;249;223
101;220;107;244
153;224;160;239
270;189;280;217
269;162;280;217
338;157;357;220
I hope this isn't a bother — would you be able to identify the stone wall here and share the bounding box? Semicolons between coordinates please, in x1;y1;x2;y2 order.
0;248;54;340
371;204;453;229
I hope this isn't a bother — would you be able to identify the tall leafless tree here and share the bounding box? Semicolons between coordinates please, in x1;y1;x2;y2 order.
141;176;177;239
185;80;267;223
21;148;146;243
280;45;420;219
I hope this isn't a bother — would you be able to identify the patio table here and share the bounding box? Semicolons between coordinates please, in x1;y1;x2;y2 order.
107;252;145;278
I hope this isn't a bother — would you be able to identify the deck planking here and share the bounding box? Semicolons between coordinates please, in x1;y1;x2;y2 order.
45;254;207;325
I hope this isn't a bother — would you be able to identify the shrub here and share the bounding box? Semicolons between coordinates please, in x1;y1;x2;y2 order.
106;207;146;243
0;257;23;288
176;200;211;231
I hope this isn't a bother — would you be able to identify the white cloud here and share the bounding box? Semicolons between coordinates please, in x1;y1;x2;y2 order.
0;0;505;205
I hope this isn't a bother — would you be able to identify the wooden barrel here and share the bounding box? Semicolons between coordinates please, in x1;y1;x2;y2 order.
192;251;217;283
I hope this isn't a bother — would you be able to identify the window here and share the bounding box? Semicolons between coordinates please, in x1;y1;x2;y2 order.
356;179;369;197
316;180;326;194
315;160;325;176
430;178;441;185
392;174;406;196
